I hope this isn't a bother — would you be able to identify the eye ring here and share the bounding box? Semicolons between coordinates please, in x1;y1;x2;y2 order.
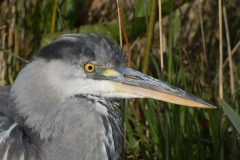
84;63;95;73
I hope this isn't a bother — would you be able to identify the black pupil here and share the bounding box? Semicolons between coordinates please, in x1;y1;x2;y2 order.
88;66;93;70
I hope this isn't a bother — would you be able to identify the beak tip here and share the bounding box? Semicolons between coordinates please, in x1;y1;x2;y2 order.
198;103;216;109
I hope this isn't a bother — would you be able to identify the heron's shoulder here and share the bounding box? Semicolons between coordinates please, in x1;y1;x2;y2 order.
0;113;40;160
0;86;15;119
0;86;11;104
0;86;40;160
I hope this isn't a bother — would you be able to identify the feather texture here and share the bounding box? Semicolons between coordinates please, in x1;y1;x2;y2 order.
0;34;125;160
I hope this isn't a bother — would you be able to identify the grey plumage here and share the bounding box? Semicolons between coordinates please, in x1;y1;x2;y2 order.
0;34;124;160
0;86;39;160
0;33;215;160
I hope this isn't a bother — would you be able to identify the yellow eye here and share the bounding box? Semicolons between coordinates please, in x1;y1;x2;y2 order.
84;63;95;73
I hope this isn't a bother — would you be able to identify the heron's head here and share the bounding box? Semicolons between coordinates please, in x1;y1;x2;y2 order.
12;34;215;108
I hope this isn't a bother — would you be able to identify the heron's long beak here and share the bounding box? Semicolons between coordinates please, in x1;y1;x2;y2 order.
93;67;215;108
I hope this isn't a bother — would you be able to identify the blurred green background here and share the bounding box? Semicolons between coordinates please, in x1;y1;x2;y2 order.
0;0;240;159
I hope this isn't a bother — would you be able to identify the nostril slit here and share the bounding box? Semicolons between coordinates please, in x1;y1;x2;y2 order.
123;74;138;79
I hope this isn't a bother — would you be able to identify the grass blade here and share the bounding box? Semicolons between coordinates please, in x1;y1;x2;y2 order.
218;99;240;134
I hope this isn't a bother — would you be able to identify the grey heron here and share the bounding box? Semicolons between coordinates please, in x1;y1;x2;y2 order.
0;34;215;160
